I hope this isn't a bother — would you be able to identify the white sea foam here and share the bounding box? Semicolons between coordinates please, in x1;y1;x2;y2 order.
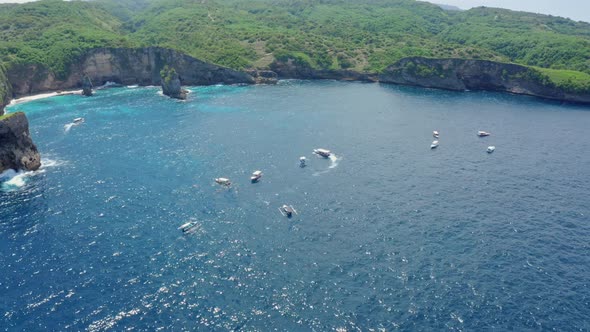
328;154;341;169
96;81;120;90
64;123;74;133
0;158;64;191
313;154;342;176
64;120;83;133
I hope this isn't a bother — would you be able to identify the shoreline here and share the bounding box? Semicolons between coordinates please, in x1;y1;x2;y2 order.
8;89;82;107
4;77;589;111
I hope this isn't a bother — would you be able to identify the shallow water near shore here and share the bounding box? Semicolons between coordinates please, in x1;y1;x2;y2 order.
2;81;590;331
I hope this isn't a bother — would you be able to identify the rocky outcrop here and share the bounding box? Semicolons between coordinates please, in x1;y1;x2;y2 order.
0;112;41;173
81;75;93;96
6;47;255;97
0;63;11;115
270;59;377;82
160;66;188;99
379;57;590;104
245;69;279;84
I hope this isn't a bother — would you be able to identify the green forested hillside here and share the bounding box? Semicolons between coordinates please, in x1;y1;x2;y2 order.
0;0;589;89
0;0;135;77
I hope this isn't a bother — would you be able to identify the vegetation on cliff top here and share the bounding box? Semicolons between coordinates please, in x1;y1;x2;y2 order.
0;0;589;91
0;111;19;121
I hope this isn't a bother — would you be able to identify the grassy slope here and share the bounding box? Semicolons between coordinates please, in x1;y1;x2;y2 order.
0;0;135;78
0;111;19;121
0;0;588;91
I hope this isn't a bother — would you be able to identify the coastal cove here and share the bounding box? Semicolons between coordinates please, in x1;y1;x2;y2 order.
2;48;590;108
2;81;590;330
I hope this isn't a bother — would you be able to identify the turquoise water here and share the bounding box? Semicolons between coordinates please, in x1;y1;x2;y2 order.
1;81;590;331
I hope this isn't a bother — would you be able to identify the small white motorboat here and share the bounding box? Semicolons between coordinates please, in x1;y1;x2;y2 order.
478;131;491;137
431;140;439;149
178;221;199;233
279;204;297;218
433;130;439;138
250;170;262;182
214;177;231;186
73;117;85;125
299;156;307;167
487;146;496;153
313;148;331;158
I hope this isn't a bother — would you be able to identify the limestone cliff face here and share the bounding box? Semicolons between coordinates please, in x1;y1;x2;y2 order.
379;57;590;104
7;47;255;96
0;63;12;115
0;112;41;173
270;59;377;82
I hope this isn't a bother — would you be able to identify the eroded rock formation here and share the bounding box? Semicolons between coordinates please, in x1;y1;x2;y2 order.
0;112;41;173
6;47;255;97
160;66;188;100
82;74;93;96
379;57;590;104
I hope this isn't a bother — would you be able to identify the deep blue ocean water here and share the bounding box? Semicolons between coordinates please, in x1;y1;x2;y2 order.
1;81;590;331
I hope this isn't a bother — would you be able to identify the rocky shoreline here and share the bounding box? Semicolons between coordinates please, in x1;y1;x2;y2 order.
378;57;590;104
269;57;590;105
2;48;589;173
2;48;589;107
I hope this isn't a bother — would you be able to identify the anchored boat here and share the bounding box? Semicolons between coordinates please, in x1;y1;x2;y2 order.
478;131;491;137
433;130;439;138
487;146;496;153
313;148;331;158
251;170;262;182
178;221;199;233
431;140;439;149
279;204;297;218
214;177;231;186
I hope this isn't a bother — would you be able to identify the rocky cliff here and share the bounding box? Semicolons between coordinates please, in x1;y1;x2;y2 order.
0;112;41;173
270;59;377;82
6;47;255;97
0;63;11;115
379;57;590;104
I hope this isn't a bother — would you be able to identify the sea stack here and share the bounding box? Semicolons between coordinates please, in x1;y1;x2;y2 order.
0;112;41;173
82;74;93;97
160;65;188;100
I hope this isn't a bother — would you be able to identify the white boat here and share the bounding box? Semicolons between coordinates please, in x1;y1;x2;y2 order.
251;170;262;182
299;156;307;167
73;117;84;125
433;130;439;138
279;204;297;217
313;148;331;158
487;146;496;153
478;131;491;137
178;221;199;233
214;177;231;186
431;140;439;149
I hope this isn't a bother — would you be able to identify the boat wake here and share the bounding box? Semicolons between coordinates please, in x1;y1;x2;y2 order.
313;154;341;176
328;154;341;169
0;158;65;191
64;123;74;133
